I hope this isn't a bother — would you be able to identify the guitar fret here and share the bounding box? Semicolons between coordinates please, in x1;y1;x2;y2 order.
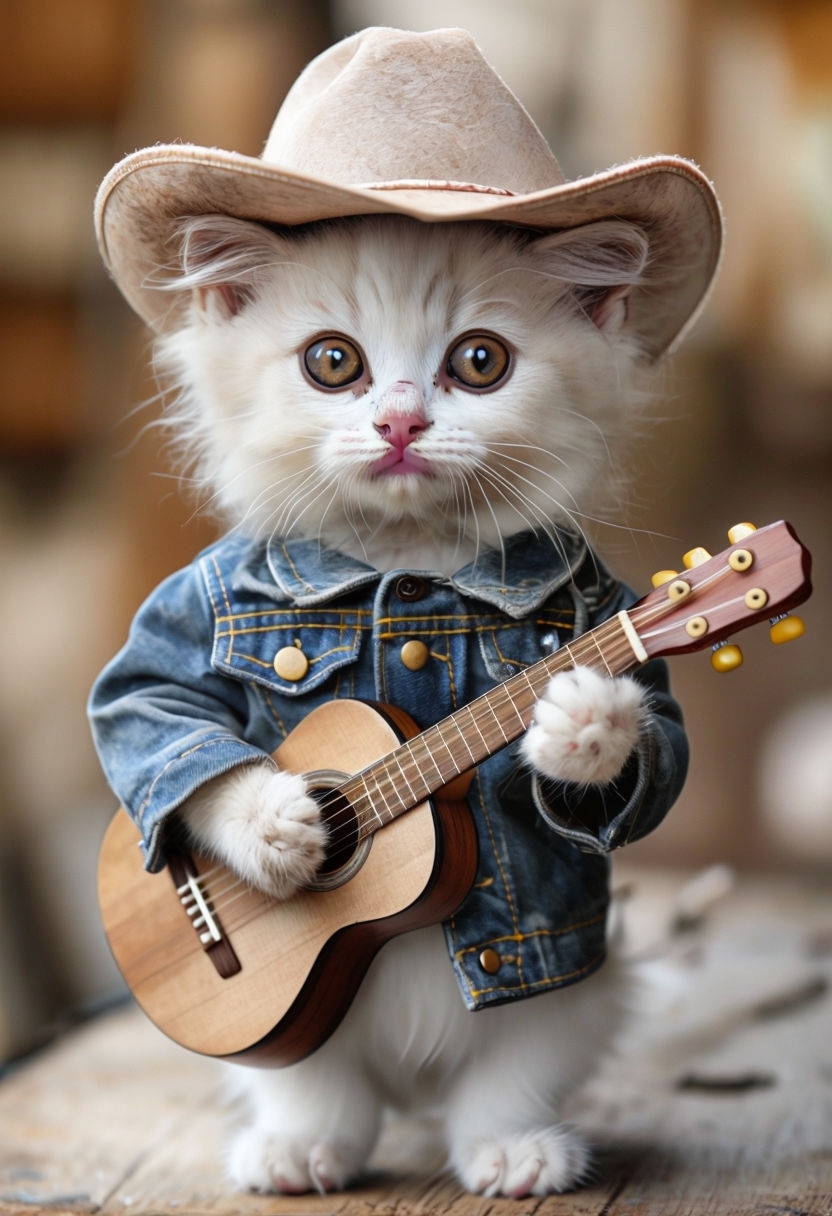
443;707;479;768
429;722;465;779
590;630;613;674
479;694;512;745
341;610;641;834
390;749;420;805
567;619;621;673
358;765;402;825
464;702;491;753
412;736;447;787
489;677;533;732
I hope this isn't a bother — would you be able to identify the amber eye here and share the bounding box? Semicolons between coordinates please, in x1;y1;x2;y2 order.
303;336;365;390
445;334;511;391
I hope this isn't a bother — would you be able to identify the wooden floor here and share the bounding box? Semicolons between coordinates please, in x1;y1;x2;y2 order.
2;868;831;1215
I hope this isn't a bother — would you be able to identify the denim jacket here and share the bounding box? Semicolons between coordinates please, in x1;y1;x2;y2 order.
89;530;688;1011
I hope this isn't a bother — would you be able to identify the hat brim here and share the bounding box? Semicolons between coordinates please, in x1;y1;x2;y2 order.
96;145;722;360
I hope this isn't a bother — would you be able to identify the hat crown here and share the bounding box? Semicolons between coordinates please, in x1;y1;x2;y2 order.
263;26;564;194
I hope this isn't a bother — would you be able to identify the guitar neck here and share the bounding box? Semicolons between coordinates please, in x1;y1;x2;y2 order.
318;519;813;842
341;610;642;836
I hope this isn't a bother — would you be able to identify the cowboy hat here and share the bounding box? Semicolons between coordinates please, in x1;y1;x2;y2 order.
95;25;722;359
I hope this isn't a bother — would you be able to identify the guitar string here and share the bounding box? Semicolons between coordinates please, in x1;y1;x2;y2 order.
274;556;738;854
324;614;634;846
322;562;734;844
177;634;633;921
183;561;741;920
194;569;729;904
179;637;641;921
182;584;716;917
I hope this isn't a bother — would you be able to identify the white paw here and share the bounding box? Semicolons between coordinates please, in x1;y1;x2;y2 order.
454;1126;590;1197
180;765;327;898
522;666;644;785
228;1125;360;1195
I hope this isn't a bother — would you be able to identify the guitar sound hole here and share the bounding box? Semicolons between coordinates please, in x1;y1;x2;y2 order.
317;790;360;874
305;771;372;892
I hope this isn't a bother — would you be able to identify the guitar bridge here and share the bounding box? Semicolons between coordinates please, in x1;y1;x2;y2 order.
168;852;242;980
177;871;223;945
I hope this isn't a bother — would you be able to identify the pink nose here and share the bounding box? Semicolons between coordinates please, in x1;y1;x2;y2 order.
374;415;430;449
373;382;430;452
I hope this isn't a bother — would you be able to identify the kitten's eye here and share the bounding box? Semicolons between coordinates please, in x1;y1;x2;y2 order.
303;336;365;390
445;334;510;391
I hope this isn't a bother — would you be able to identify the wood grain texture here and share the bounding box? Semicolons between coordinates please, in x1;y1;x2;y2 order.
3;870;831;1215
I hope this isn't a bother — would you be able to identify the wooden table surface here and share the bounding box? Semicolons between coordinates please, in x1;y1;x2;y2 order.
2;867;831;1215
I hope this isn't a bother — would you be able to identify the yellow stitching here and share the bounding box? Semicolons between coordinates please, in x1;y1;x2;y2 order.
214;609;373;626
484;623;567;667
454;910;607;958
203;558;223;624
465;951;605;999
470;767;522;978
208;556;237;663
375;610;574;627
444;633;460;709
230;639;360;671
137;736;261;825
209;555;234;617
215;623;367;641
278;541;318;594
375;617;575;640
261;688;290;739
211;607;573;631
377;612;501;626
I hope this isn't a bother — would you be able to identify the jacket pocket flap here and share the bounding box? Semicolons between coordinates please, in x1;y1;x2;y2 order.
211;608;366;695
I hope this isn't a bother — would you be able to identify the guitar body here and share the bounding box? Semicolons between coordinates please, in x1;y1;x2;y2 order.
97;700;479;1066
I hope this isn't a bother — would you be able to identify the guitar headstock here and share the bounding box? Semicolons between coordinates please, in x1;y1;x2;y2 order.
630;521;812;669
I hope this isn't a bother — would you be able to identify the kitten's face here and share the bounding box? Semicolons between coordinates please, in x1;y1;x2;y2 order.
161;216;647;570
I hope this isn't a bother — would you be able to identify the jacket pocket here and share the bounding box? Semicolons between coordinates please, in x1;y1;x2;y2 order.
477;611;572;683
210;607;367;697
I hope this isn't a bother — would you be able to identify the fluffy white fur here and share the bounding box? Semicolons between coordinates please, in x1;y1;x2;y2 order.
224;926;624;1197
160;214;654;1196
521;667;646;786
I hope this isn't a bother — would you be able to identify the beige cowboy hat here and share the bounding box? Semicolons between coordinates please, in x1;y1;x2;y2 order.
95;25;723;360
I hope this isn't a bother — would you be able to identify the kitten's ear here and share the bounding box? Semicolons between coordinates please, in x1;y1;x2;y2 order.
176;215;282;319
587;284;631;334
530;221;649;336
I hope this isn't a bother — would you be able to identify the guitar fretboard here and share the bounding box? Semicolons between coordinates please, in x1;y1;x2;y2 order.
340;611;641;836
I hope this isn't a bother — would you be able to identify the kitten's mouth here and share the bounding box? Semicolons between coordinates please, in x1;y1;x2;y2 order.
371;449;433;478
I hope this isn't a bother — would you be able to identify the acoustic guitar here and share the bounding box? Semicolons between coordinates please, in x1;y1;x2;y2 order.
98;521;811;1066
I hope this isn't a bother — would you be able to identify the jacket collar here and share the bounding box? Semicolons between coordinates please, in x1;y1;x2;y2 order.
237;530;589;618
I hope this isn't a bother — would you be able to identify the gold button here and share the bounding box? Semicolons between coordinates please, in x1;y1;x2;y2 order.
479;948;502;975
400;639;429;671
273;645;309;681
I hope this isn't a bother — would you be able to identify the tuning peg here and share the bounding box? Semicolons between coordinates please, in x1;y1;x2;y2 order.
770;613;806;645
651;568;679;588
683;546;712;569
711;642;744;672
727;522;757;543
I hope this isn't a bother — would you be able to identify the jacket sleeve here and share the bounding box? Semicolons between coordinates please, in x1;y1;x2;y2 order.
531;655;688;852
88;560;274;871
531;571;689;854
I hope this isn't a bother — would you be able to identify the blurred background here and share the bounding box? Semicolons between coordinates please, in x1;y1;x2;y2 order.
0;0;829;1060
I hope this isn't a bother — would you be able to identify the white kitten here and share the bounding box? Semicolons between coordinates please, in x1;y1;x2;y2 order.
156;215;647;573
158;214;652;1195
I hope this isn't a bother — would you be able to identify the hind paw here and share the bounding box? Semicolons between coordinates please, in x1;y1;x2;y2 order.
229;1126;363;1195
454;1126;590;1197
